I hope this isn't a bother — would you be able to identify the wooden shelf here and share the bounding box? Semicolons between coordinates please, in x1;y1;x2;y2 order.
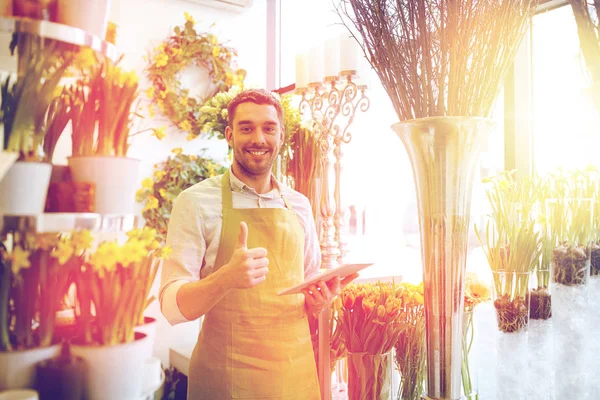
1;213;141;233
0;16;117;61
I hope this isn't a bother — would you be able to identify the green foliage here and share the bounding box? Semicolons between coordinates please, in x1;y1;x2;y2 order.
1;38;72;161
136;150;226;243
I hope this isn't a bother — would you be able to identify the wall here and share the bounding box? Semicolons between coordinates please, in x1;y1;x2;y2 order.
50;0;268;367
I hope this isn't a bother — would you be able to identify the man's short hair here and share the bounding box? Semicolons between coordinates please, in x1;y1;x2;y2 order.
227;89;284;127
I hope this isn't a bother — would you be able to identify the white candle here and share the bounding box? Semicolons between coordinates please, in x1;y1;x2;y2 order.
308;46;324;84
295;53;309;89
340;32;361;73
324;36;340;78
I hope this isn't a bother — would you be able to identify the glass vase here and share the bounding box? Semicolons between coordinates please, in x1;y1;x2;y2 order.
492;271;531;333
546;198;593;326
394;319;426;400
461;309;478;399
347;351;392;400
393;116;494;399
530;260;552;320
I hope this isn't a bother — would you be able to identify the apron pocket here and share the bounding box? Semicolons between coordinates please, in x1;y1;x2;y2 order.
230;322;318;399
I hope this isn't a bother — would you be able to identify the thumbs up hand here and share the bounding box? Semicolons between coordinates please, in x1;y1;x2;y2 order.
220;222;269;289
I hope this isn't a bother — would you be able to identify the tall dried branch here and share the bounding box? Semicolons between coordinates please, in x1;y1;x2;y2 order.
335;0;539;121
569;0;600;98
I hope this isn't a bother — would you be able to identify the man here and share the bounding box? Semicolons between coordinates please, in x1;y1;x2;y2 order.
159;89;356;399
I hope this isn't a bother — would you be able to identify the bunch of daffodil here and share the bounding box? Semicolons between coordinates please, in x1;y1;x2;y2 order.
338;281;412;400
135;148;226;242
393;282;426;400
0;230;91;351
76;227;171;345
69;57;139;157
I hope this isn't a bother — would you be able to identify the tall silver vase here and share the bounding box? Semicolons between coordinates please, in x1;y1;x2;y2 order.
392;116;494;400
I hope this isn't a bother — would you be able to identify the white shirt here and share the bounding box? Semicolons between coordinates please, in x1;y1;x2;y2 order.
159;169;321;326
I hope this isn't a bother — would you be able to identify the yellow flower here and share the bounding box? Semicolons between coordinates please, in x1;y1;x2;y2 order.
154;170;166;181
212;46;221;58
184;11;195;24
144;196;159;211
154;53;168;68
171;47;182;58
211;35;218;46
156;245;172;260
71;230;93;253
120;239;148;266
171;147;183;155
180;97;189;107
148;104;155;118
180;120;192;132
11;245;31;274
186;133;196;141
90;242;120;273
136;188;146;202
159;188;167;198
146;86;155;99
142;177;154;190
160;90;168;99
51;241;74;265
152;126;167;140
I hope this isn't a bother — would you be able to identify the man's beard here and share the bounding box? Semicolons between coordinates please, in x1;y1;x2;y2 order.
233;142;278;177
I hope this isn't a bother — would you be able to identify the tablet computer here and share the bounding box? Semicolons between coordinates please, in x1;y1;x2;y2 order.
277;263;374;296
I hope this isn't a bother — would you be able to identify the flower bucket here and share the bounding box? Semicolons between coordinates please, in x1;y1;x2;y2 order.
0;161;52;216
135;316;157;361
0;345;60;390
56;0;112;39
70;332;149;400
68;156;140;214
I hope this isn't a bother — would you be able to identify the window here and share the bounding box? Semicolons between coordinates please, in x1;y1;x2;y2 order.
532;5;600;174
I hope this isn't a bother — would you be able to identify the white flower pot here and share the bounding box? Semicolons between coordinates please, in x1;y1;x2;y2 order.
135;316;157;361
68;156;140;214
56;0;112;39
70;332;149;400
0;345;61;390
0;161;52;216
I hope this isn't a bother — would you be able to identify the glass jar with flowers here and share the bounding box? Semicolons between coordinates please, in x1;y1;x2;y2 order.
393;282;425;400
337;282;408;400
478;172;542;334
461;273;491;399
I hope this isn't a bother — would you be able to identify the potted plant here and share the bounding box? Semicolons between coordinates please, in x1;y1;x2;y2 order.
70;226;170;400
0;230;87;390
530;175;553;320
546;168;594;289
0;39;72;215
66;57;142;214
135;147;226;243
478;171;542;333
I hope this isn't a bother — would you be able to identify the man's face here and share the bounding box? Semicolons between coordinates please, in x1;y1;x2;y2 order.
226;102;283;178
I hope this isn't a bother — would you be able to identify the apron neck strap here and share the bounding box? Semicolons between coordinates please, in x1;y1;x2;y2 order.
221;169;294;211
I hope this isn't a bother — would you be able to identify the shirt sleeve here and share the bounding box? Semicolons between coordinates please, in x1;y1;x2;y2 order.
159;191;206;326
302;199;321;279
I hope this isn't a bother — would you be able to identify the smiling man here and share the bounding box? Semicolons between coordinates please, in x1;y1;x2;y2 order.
159;89;355;399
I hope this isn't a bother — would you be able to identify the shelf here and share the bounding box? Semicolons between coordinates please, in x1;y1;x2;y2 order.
0;16;117;61
1;213;141;234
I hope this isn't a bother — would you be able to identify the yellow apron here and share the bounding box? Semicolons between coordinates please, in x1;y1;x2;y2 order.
187;170;321;400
